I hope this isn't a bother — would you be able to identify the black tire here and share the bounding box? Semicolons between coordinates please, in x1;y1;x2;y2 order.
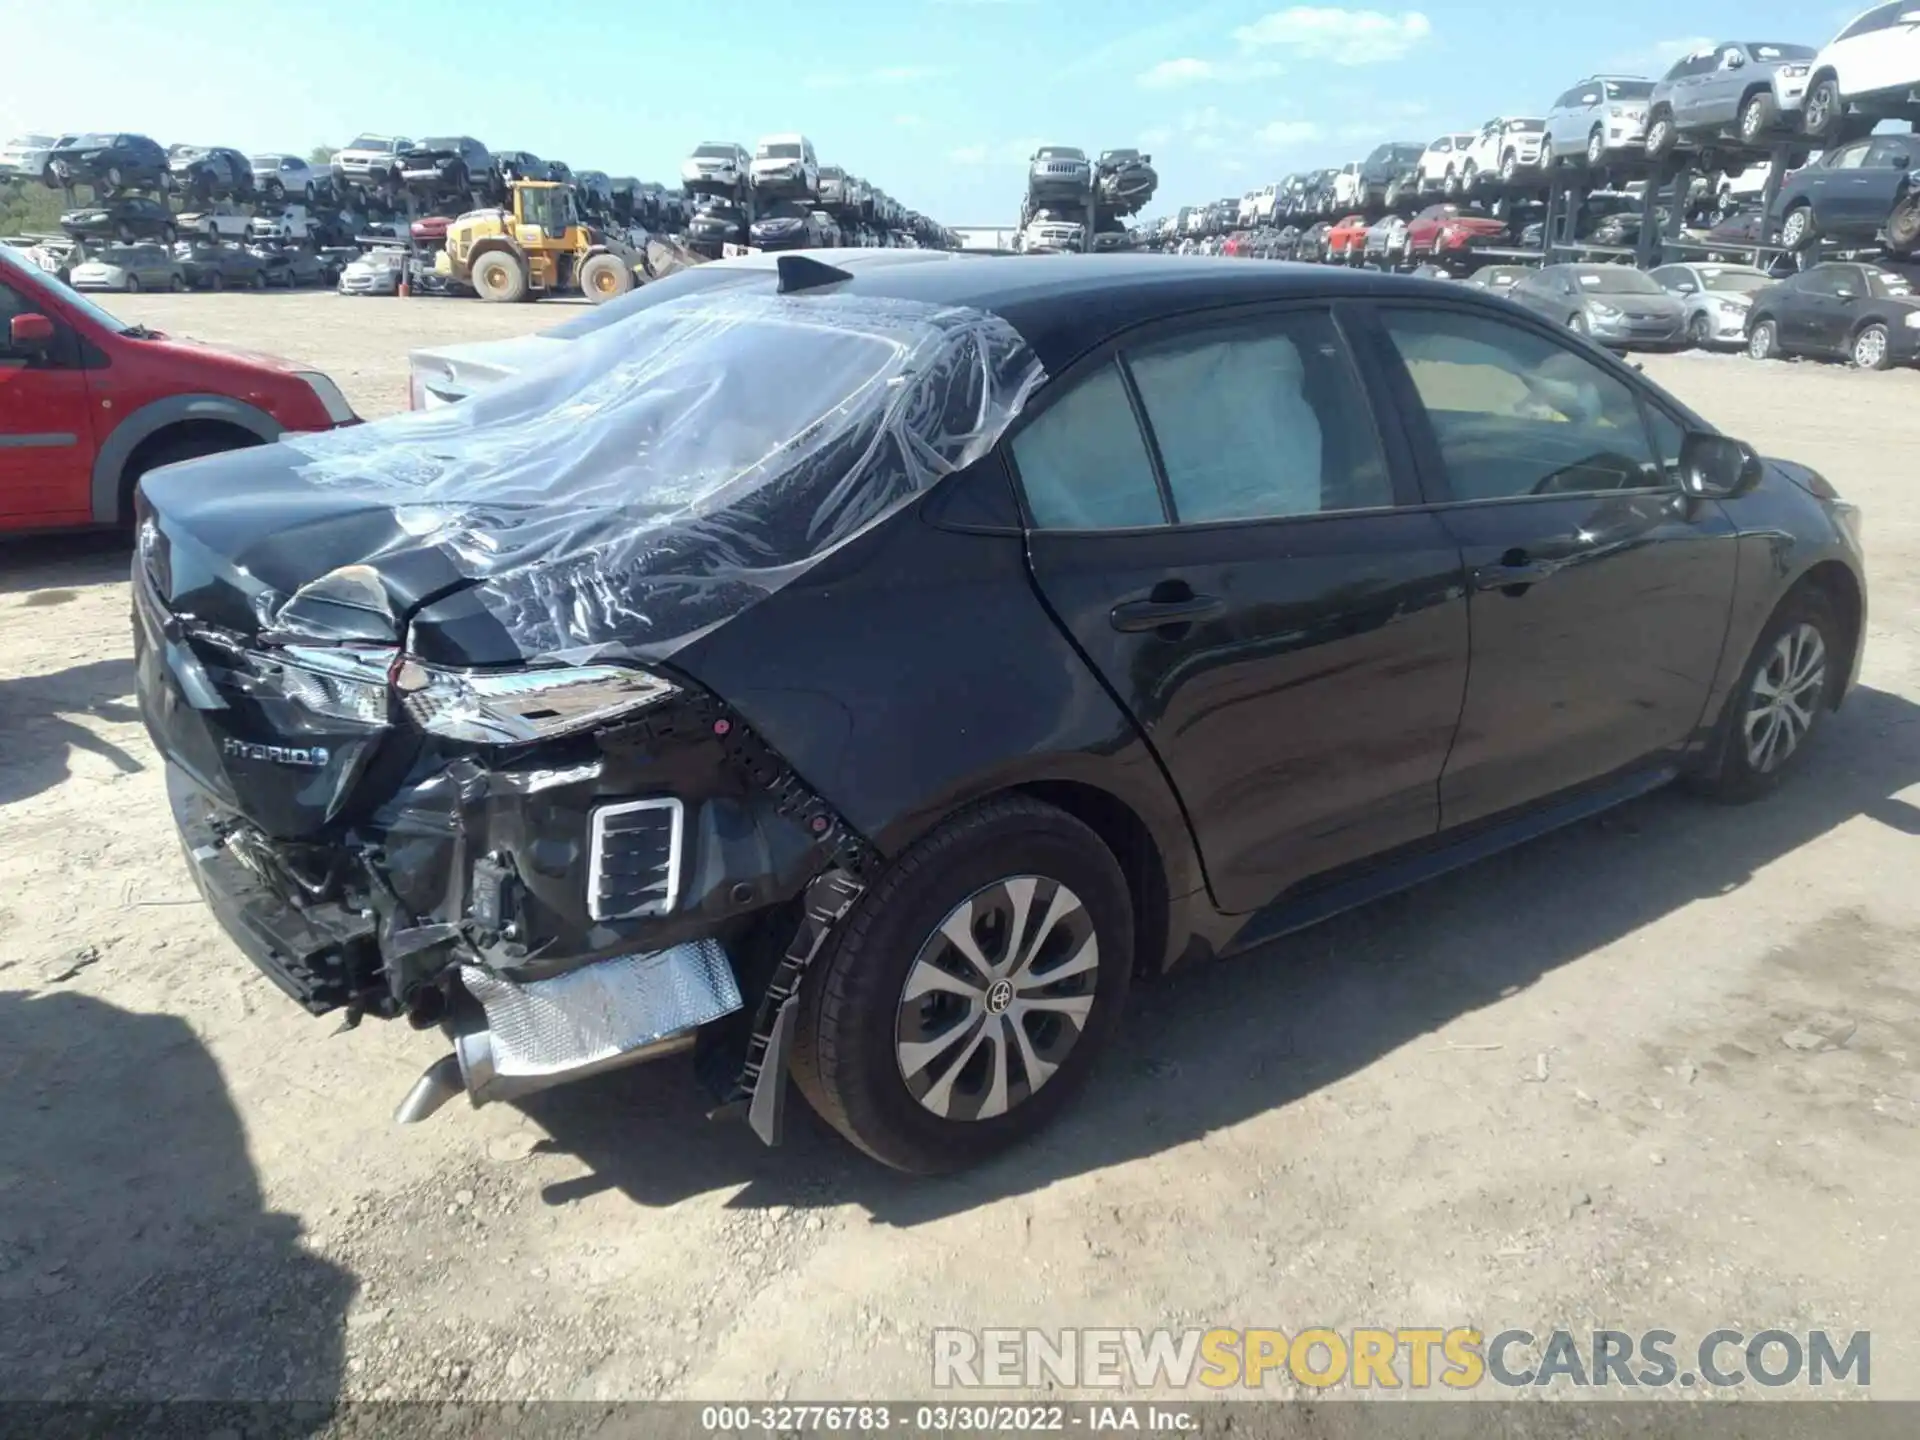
1688;586;1840;802
264;179;284;201
469;250;527;303
578;251;635;301
1568;311;1588;334
1887;192;1920;254
1739;93;1775;144
1778;204;1816;251
1501;150;1518;182
124;274;141;294
209;270;226;292
168;274;186;292
161;224;176;247
1851;321;1893;370
250;270;267;291
1586;127;1605;168
1802;78;1842;141
1747;317;1778;360
789;796;1134;1175
1687;312;1712;347
1645;112;1677;161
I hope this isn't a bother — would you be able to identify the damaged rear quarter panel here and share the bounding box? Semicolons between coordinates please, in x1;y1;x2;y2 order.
669;477;1206;941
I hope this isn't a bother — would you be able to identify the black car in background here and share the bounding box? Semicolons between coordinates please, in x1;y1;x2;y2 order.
176;240;268;290
247;245;333;288
493;150;547;182
43;133;170;192
749;198;827;249
1746;261;1920;369
168;145;254;204
1773;133;1920;253
688;196;748;253
1361;141;1427;207
133;255;1866;1176
60;195;176;244
399;136;495;194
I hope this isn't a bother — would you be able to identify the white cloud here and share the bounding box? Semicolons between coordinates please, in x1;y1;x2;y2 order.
947;144;991;165
1139;57;1219;88
1234;6;1433;65
1608;34;1715;74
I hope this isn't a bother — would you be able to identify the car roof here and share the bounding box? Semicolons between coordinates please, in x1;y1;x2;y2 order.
802;253;1488;371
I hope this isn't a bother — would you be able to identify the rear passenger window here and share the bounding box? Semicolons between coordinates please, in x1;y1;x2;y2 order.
1010;362;1167;529
1125;311;1393;522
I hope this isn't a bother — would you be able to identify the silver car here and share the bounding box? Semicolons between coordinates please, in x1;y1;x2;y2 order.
252;153;325;201
330;134;412;187
0;131;76;182
338;248;407;295
69;242;184;293
1648;261;1775;346
1544;76;1656;168
1027;146;1092;208
1507;263;1688;347
1646;41;1819;156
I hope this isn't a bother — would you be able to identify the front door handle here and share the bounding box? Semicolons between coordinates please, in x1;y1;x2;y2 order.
1471;554;1560;592
1110;595;1225;631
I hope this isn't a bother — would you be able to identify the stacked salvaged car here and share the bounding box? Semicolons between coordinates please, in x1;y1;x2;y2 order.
1015;143;1159;253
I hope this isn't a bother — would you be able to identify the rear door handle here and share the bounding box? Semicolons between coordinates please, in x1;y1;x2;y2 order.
1110;595;1225;631
1471;556;1560;592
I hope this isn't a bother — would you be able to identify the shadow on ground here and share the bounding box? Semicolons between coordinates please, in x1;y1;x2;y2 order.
0;531;131;597
526;684;1920;1224
0;989;353;1412
0;658;143;807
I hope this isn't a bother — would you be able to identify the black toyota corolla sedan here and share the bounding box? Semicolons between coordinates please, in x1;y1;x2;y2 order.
132;254;1866;1174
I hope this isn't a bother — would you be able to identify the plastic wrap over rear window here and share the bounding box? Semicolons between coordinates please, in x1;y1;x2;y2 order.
277;290;1045;662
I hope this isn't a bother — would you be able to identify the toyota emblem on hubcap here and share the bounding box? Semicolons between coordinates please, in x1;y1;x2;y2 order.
985;979;1015;1014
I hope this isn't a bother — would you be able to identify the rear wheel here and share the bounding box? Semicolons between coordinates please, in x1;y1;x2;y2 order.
1778;204;1816;251
1887;192;1920;254
124;274;141;293
1586;127;1606;168
1689;588;1840;802
168;273;185;292
1568;311;1588;334
790;796;1134;1174
470;250;527;303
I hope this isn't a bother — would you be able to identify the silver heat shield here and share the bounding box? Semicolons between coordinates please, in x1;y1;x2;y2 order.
453;939;741;1106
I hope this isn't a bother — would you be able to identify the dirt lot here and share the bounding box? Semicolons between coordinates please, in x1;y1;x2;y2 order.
3;291;1918;1411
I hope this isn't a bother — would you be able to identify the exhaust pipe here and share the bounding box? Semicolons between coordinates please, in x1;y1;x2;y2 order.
393;939;739;1124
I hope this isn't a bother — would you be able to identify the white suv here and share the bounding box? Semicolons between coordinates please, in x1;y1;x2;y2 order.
750;134;820;199
682;141;750;194
1416;134;1477;193
1330;162;1364;209
1802;3;1920;141
1462;118;1546;190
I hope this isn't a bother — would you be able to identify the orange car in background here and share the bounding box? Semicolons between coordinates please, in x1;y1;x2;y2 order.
1326;213;1370;261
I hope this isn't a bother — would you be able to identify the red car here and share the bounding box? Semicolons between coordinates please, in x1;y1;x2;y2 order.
0;244;356;534
1407;203;1506;260
1326;213;1370;260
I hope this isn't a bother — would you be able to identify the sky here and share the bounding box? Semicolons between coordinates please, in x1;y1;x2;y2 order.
0;0;1879;226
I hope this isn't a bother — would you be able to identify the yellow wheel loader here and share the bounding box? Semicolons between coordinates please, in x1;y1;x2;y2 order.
437;181;645;303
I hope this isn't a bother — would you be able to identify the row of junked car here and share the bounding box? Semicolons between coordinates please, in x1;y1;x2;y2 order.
1192;125;1920;272
1172;7;1920;230
54;239;351;293
1195;219;1920;371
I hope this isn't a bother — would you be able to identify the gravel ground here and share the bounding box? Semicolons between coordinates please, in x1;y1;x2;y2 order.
2;292;1917;1417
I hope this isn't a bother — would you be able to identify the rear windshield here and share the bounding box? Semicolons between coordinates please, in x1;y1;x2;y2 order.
1572;266;1661;294
1604;81;1654;100
1699;269;1769;294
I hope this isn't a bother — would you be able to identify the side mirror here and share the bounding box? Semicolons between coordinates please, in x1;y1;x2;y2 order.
1835;286;1857;299
9;313;54;352
1896;152;1913;169
1678;431;1763;499
1727;52;1746;68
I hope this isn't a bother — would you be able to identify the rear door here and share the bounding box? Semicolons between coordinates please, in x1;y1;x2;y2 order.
1011;304;1469;913
0;269;96;529
1364;302;1740;829
1796;265;1864;353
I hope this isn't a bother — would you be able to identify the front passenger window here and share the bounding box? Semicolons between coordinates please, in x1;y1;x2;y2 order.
1380;308;1668;500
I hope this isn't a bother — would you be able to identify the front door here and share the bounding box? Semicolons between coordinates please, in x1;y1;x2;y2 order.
0;272;95;529
1367;303;1740;829
1012;305;1470;913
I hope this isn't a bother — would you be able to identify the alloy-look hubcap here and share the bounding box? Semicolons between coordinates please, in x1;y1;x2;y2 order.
1745;623;1827;773
895;877;1098;1122
1856;327;1887;368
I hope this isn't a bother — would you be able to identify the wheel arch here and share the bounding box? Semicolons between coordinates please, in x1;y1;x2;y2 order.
1793;560;1864;708
1014;779;1172;980
91;396;283;525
